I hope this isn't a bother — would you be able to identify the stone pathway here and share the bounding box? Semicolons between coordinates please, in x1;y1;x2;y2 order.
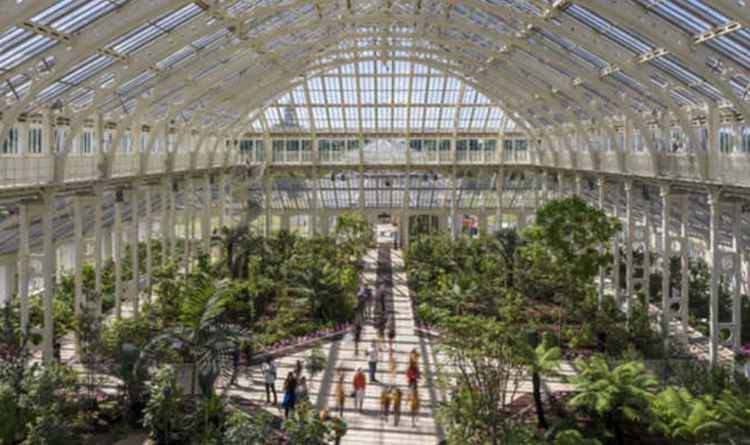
235;245;445;444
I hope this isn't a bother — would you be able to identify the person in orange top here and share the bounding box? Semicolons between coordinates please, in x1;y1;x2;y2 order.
352;367;367;413
409;387;420;427
334;369;346;418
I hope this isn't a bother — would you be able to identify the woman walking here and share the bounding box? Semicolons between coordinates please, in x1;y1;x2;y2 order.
392;387;402;426
353;367;367;413
406;361;421;389
334;369;346;418
387;314;396;350
282;372;298;419
261;357;278;405
409;387;420;427
296;376;309;404
353;321;362;356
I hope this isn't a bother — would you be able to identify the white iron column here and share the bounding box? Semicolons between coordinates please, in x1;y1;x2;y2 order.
218;173;226;230
731;203;743;351
624;179;634;321
496;167;504;231
574;174;582;197
402;169;410;249
130;190;140;317
202;174;212;254
613;184;622;306
144;186;153;302
17;202;31;334
41;192;55;363
679;195;690;334
169;182;178;261
114;196;124;319
660;184;671;344
708;188;720;367
540;169;549;205
450;169;458;240
183;179;193;274
597;176;606;304
73;196;84;317
93;186;103;314
264;174;272;237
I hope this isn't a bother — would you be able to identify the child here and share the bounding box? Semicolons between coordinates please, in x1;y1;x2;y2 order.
392;387;402;426
380;385;392;421
409;387;420;427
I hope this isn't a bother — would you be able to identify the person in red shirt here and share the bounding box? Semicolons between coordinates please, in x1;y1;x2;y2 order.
406;362;420;390
353;367;367;413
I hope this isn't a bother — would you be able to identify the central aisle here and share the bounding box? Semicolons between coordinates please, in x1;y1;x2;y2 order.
235;245;445;444
330;246;444;445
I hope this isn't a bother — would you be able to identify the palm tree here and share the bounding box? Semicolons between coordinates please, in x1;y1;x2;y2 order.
526;338;561;430
567;357;658;445
139;284;248;398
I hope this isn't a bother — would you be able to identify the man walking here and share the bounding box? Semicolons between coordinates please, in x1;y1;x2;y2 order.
367;340;383;382
261;357;278;405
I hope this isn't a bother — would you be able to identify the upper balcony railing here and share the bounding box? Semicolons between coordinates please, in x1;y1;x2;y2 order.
3;138;750;191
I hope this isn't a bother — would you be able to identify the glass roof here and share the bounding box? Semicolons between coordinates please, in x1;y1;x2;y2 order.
0;0;749;137
256;59;517;133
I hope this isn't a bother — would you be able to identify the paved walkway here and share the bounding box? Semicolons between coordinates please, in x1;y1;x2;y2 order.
235;245;445;444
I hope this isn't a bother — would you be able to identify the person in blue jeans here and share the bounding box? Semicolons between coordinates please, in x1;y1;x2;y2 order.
282;372;298;419
367;340;383;382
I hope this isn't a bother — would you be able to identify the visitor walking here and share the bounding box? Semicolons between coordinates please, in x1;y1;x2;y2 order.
261;357;278;405
294;359;303;378
409;387;420;427
356;284;367;320
365;285;374;320
408;348;420;367
296;376;309;404
353;367;367;413
282;372;298;419
380;385;392;420
387;314;396;350
335;369;346;418
388;349;397;378
367;340;383;382
353;321;362;356
406;361;421;389
392;387;402;426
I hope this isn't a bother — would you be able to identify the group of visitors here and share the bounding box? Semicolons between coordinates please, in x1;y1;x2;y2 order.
261;356;311;419
334;363;421;427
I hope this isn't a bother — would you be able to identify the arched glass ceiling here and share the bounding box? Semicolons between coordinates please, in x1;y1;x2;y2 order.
1;0;750;142
255;58;518;133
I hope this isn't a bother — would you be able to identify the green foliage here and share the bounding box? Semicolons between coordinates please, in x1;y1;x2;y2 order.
305;344;327;381
553;429;602;445
436;313;531;444
281;402;331;445
567;357;659;445
650;386;723;443
0;383;21;443
223;410;276;445
142;366;187;445
20;364;80;445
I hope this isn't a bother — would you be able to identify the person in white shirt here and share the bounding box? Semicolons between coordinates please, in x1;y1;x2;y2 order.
261;357;278;405
367;340;383;382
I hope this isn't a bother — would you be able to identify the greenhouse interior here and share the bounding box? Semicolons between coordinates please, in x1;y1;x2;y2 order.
1;0;750;444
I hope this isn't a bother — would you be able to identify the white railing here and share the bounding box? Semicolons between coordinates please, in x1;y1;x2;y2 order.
111;154;139;177
0;155;54;188
173;153;191;172
147;153;166;174
64;155;99;182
